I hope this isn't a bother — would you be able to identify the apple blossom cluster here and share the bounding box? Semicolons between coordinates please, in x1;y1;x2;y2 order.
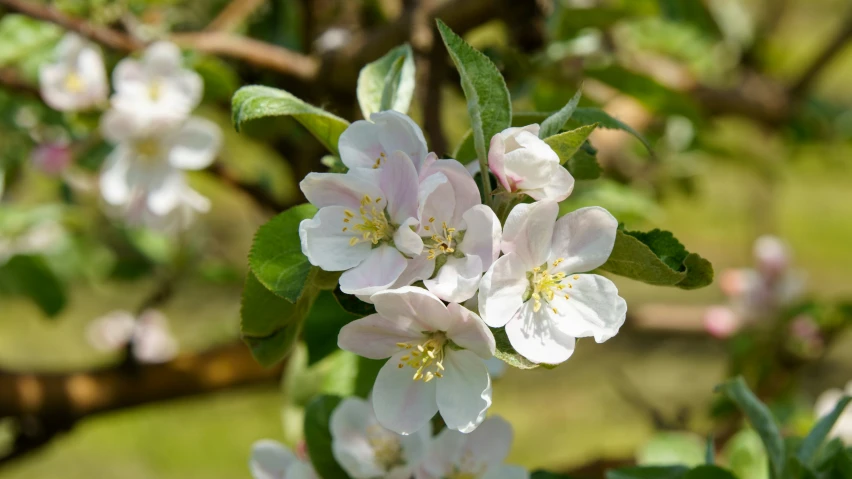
86;309;178;363
299;112;627;434
250;397;526;479
39;35;221;232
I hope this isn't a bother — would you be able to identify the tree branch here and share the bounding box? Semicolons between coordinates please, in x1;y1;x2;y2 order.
789;7;852;98
206;0;268;33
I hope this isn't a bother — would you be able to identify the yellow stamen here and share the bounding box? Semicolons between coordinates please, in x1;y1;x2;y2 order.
345;195;393;246
396;334;447;382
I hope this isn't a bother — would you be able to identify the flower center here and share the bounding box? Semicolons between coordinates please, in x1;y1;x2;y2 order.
64;72;85;93
133;138;162;161
345;195;393;246
148;79;163;101
527;258;576;314
372;151;387;168
396;332;447;382
425;218;456;260
366;424;404;470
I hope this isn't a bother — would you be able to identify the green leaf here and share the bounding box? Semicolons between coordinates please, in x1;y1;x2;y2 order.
531;471;580;479
599;229;714;289
798;396;851;466
452;129;478;163
437;19;511;196
0;15;61;67
333;287;377;317
357;44;416;118
248;204;317;302
491;327;540;370
721;428;769;479
716;377;785;479
637;431;706;468
303;290;362;365
232;86;349;155
240;271;318;367
606;466;689;479
539;89;582;139
682;465;737;479
705;435;715;465
0;254;66;317
304;395;351;479
514;108;654;155
544;124;600;179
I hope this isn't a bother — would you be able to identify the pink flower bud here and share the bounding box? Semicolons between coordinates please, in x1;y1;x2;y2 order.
703;306;741;338
31;144;72;175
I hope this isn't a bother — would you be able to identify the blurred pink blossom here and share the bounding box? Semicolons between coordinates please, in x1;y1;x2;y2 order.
31;143;73;175
703;306;742;338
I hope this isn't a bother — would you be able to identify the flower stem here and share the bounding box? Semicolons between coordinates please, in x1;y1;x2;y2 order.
478;155;493;207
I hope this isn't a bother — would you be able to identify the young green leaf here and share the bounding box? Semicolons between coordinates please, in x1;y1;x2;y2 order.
240;271;318;367
716;377;786;479
539;89;582;139
544;124;600;179
304;395;351;479
303;290;362;365
682;465;737;479
0;254;66;317
357;43;416;118
798;395;851;466
248;204;317;302
436;19;511;200
514;108;654;155
599;229;714;290
606;466;689;479
231;85;349;155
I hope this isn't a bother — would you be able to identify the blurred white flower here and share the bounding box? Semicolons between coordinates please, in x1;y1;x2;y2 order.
110;41;203;135
478;201;625;365
86;309;178;363
416;416;527;479
338;287;495;435
814;381;852;444
315;27;353;54
488;124;575;202
39;33;108;112
331;396;430;478
250;440;318;479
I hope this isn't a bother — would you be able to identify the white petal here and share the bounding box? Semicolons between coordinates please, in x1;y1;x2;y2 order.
524;162;575;202
146;168;185;215
392;253;435;288
393;217;424;257
505;302;576;365
338;120;384;170
100;108;138;144
287;461;318;479
373;111;429;171
339;245;407;296
380;151;420;224
550;206;618;274
501;201;557;267
445;302;495;359
458;205;502;270
421;159;480;225
424;255;482;303
419;428;467;478
76;46;108;104
331;397;387;479
464;416;514;464
250;440;297;479
39;64;77;111
503;146;559;192
338;313;424;359
417;172;454;235
436;349;491;433
373;351;438;435
400;423;432;468
482;465;529;479
299;206;371;271
549;274;626;343
299;172;384;210
112;57;144;93
143;41;183;76
371;286;452;332
478;253;529;328
167;117;222;170
99;146;133;205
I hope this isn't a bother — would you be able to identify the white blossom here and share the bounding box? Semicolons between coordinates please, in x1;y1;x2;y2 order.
250;440;318;479
331;396;430;478
110;41;203;135
86;309;178;363
416;416;527;479
39;33;108;111
338;287;495;435
338;111;429;173
478;201;626;365
299;153;426;297
814;381;852;444
488;124;575;202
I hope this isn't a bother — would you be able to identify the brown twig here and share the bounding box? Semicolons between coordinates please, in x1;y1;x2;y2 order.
0;68;40;98
206;0;268;32
789;6;852;99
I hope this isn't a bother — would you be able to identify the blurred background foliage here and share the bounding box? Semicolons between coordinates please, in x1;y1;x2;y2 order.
0;0;851;478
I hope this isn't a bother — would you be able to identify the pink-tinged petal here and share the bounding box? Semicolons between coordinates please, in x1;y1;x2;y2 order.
512;129;559;163
505;302;576;365
501;201;557;267
338;313;424;359
99;146;133;205
339;120;383;169
421;159;480;225
482;465;529;479
371;286;452;332
330;397;387;478
464;416;514;465
703;306;741;339
250;440;297;479
373;111;429;171
478;253;528;328
549;206;618;274
422;152;439;172
488;134;512;191
436;349;491;433
394;217;424;257
445;302;495;359
524;163;575;202
417;172;453;235
458;205;502;270
380;151;420;224
300;172;385;210
299;206;371;271
167;117;221;170
549;274;626;343
339;245;407;296
424;255;482;303
373;351;438;435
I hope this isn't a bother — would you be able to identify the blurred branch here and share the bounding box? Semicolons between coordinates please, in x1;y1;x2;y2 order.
789;7;852;99
0;68;39;98
206;0;267;32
